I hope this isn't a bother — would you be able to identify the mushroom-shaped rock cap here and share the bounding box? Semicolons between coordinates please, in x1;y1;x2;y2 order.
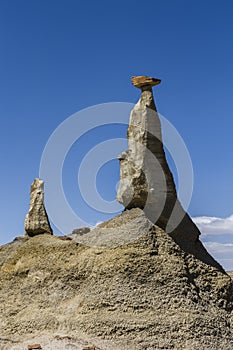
132;75;161;89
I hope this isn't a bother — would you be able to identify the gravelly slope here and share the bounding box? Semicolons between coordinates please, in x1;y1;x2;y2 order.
0;209;233;350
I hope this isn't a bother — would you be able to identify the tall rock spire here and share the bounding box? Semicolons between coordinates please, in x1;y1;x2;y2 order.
117;76;215;264
117;76;179;227
24;178;53;237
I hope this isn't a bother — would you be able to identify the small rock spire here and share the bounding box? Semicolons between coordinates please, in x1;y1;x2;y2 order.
24;178;53;237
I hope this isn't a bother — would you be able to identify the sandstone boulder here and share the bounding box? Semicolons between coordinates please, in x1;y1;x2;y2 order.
27;344;42;350
24;178;53;237
131;75;161;88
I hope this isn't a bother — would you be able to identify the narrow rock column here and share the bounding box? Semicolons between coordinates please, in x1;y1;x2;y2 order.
117;76;201;246
24;178;53;237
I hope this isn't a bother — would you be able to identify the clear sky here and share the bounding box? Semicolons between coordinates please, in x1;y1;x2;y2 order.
1;1;233;269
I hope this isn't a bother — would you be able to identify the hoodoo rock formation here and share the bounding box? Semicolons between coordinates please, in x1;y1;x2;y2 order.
117;75;186;227
117;76;223;270
1;77;233;350
24;178;53;237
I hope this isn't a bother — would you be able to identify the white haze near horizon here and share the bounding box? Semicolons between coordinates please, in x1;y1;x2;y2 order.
192;215;233;271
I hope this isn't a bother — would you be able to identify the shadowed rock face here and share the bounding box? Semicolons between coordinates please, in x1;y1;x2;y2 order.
24;178;53;237
116;76;223;270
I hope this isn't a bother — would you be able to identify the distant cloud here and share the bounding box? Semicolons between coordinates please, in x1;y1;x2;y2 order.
202;241;233;271
192;215;233;236
191;215;233;270
204;241;233;254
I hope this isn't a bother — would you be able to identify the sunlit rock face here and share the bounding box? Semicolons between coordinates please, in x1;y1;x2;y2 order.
24;178;53;237
117;76;179;226
117;76;206;255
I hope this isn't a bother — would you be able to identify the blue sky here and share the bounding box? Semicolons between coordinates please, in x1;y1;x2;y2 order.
0;1;233;269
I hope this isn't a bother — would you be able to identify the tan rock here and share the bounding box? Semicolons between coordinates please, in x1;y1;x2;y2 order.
117;76;219;259
117;76;176;225
24;178;53;237
71;227;91;236
0;209;232;349
27;344;42;350
58;236;72;241
131;75;161;89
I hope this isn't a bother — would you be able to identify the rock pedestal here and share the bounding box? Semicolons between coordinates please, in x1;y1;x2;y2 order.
117;76;202;248
24;178;53;237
